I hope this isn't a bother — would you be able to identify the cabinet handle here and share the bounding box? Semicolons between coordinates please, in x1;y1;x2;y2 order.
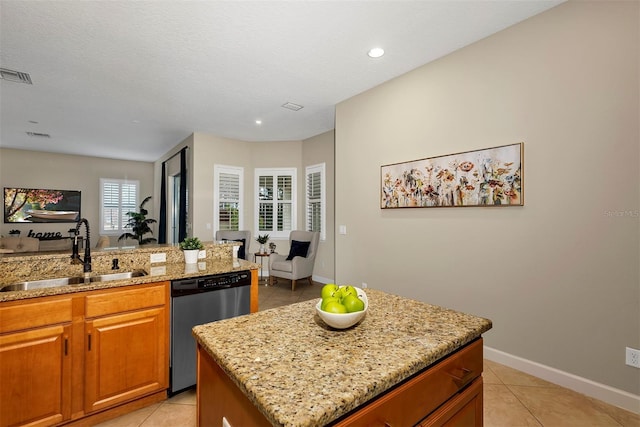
448;367;474;388
88;333;92;351
64;337;68;356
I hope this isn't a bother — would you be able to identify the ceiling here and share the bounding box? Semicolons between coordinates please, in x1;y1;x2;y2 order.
0;1;562;162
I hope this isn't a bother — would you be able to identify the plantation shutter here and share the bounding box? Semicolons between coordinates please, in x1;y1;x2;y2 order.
100;179;139;234
305;163;325;241
307;170;321;231
102;182;120;231
277;175;292;232
219;172;240;231
255;169;296;238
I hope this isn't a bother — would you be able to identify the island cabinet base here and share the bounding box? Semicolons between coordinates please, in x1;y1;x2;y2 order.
197;338;484;427
197;345;272;427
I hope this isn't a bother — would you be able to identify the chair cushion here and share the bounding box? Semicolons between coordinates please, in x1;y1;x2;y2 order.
271;260;293;273
286;240;310;261
233;239;246;260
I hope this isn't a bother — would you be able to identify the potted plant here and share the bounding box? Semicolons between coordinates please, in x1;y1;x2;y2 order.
256;234;269;254
180;236;204;264
118;196;157;245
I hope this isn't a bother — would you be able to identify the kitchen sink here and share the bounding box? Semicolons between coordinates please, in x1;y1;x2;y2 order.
0;276;87;292
0;270;148;292
89;269;147;283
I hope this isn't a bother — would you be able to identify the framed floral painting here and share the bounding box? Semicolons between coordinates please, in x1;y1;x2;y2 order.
381;143;523;208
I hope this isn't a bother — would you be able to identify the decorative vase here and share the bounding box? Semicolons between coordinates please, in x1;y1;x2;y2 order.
260;244;266;254
183;249;199;264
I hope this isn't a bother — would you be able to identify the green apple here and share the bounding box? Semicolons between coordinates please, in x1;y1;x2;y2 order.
321;283;339;299
323;301;348;314
321;296;341;311
342;294;365;313
337;285;357;300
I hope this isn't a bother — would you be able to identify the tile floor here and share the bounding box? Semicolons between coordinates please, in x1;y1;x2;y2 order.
97;280;640;427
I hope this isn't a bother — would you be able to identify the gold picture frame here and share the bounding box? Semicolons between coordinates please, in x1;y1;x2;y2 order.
381;142;523;208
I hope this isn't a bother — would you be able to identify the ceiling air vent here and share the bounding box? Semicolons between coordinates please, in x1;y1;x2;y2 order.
281;102;303;111
0;68;33;84
26;132;50;138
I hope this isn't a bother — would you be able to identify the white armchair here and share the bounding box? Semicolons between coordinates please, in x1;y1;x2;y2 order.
268;230;319;291
215;230;251;261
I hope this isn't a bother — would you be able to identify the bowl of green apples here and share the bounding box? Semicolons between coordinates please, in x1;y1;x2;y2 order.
316;284;368;329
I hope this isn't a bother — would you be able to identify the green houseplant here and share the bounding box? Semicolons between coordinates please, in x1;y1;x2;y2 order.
179;236;204;251
118;196;157;245
180;236;204;264
256;234;269;254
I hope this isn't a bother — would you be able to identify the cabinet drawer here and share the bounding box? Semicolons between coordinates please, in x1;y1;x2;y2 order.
333;339;483;427
0;297;72;333
85;283;167;318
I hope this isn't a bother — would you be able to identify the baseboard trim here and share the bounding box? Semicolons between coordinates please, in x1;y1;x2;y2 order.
484;346;640;414
311;275;333;285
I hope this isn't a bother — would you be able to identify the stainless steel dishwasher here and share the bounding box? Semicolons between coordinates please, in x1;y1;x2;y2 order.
170;270;251;395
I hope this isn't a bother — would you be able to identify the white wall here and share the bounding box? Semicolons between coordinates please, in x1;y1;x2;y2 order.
335;0;639;398
0;148;154;245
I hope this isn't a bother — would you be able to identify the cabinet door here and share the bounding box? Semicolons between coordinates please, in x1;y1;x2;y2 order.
84;307;167;413
0;324;72;427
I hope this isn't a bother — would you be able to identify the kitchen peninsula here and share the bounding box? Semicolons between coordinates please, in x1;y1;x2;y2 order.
0;242;259;427
193;289;492;427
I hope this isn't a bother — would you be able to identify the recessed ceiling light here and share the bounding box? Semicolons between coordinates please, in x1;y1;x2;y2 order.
255;120;262;125
367;47;385;58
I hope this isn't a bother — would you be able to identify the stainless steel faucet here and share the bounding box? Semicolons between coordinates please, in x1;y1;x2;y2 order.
70;218;92;273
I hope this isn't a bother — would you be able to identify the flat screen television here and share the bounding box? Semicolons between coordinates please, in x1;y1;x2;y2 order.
4;187;81;223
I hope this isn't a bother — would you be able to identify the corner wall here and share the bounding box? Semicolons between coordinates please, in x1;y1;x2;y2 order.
335;0;639;398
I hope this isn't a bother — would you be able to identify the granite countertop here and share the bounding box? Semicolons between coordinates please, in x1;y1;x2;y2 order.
0;258;259;303
193;289;492;427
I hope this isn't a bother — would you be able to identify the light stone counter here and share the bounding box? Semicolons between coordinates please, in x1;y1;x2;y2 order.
0;243;259;303
193;289;492;427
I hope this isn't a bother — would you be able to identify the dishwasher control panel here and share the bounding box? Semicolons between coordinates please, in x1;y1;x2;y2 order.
199;272;249;288
171;270;251;296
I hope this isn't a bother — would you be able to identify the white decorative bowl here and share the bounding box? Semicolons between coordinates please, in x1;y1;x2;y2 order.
315;287;368;329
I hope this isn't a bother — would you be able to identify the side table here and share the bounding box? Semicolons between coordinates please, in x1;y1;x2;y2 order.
254;252;270;286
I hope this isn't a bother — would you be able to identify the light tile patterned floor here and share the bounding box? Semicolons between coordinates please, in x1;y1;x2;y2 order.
97;281;640;426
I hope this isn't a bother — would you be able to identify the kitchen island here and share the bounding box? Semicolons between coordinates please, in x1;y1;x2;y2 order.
193;289;492;427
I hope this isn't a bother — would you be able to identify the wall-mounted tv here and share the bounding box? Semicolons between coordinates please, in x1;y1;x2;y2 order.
4;188;81;223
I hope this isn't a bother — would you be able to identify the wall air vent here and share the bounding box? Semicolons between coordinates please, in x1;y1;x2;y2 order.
0;68;33;84
281;102;304;111
26;132;50;138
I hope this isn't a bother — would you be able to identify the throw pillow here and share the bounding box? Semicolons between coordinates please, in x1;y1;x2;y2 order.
286;240;310;261
233;239;246;260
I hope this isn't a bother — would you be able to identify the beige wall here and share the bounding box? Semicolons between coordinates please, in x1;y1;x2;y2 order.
302;130;335;282
335;0;639;396
0;148;154;245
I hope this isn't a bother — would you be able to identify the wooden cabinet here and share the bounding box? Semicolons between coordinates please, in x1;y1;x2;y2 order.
84;285;168;413
0;281;169;427
197;338;485;427
0;298;73;427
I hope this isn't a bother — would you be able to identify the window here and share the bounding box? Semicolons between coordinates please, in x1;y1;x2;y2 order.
214;165;243;232
255;168;296;239
306;163;326;241
100;178;139;235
